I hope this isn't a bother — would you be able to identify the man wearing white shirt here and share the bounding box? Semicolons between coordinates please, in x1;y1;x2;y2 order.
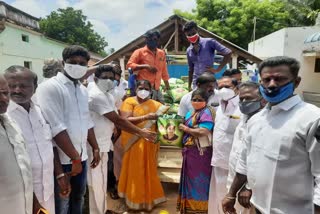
87;64;157;214
5;66;58;214
0;75;34;214
208;76;241;214
178;72;219;117
108;61;127;199
226;82;265;214
223;56;320;214
111;61;128;106
37;45;101;214
88;65;117;214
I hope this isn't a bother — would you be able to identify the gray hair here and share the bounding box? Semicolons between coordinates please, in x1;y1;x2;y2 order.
43;59;63;78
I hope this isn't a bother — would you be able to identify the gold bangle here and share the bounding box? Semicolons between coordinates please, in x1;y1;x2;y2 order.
37;208;49;214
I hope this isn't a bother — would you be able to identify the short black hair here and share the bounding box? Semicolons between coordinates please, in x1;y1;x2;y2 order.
136;79;152;89
239;81;261;97
183;21;198;32
144;29;161;39
5;65;38;86
223;68;241;77
110;61;122;75
192;88;210;102
95;65;115;78
196;72;216;85
62;45;90;62
219;76;238;87
258;56;300;78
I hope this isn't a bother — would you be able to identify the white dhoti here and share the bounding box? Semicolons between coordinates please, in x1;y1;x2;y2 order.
87;151;108;214
113;138;123;180
40;194;55;214
208;166;229;214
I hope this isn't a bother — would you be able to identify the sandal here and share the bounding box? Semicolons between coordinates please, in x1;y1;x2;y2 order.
105;210;118;214
109;189;120;200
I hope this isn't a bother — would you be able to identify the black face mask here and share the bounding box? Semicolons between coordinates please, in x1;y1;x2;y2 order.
239;100;262;115
146;40;158;49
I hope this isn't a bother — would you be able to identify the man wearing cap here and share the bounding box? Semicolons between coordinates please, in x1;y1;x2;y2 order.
127;29;170;103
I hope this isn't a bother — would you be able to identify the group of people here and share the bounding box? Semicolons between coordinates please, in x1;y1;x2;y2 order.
0;19;319;214
175;21;320;214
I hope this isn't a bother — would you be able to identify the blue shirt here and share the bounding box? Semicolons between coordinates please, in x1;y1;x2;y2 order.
187;37;231;88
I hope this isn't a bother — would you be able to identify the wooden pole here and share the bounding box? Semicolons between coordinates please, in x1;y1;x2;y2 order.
174;19;179;53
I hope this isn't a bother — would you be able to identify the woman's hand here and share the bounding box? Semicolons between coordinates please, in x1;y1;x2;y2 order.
179;124;188;132
145;113;158;120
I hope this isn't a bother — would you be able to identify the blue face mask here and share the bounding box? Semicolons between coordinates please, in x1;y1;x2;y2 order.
259;82;294;103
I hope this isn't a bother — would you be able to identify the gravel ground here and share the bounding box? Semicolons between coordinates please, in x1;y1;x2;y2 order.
84;182;180;214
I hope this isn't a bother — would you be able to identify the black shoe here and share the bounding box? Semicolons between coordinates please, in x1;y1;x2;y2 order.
109;188;120;200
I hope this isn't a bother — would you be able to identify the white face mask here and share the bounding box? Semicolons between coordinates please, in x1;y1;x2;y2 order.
137;89;150;100
96;79;114;93
64;63;87;80
217;87;235;101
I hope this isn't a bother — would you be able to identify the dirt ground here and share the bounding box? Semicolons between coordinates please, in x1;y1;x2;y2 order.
106;182;180;214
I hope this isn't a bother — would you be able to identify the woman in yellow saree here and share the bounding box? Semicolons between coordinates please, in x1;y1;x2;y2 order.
118;80;168;212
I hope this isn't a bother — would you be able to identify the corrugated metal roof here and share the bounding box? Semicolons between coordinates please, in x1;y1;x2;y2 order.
304;32;320;43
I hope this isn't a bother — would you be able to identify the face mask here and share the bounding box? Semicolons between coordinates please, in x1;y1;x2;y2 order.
114;80;119;87
239;100;262;115
259;82;294;103
187;33;199;44
137;89;150;100
217;87;235;101
64;63;87;79
146;40;158;49
96;79;114;93
192;101;206;110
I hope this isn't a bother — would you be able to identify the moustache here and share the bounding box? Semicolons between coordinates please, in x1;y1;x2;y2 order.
11;93;25;97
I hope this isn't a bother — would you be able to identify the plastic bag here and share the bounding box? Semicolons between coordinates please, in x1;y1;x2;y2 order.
168;78;184;85
171;87;188;103
167;104;179;114
157;114;184;147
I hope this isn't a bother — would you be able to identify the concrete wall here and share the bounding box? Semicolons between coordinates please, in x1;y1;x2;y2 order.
248;26;320;97
248;29;286;59
0;22;66;80
284;27;320;95
0;22;102;81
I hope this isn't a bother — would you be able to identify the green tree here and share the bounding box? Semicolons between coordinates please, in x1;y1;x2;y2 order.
284;0;320;25
108;48;115;55
175;0;320;49
40;7;108;56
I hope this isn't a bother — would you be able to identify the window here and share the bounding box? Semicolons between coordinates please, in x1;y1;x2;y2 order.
21;34;29;42
24;61;32;69
315;58;320;73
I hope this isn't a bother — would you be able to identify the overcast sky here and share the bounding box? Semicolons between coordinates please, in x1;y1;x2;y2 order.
4;0;196;51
